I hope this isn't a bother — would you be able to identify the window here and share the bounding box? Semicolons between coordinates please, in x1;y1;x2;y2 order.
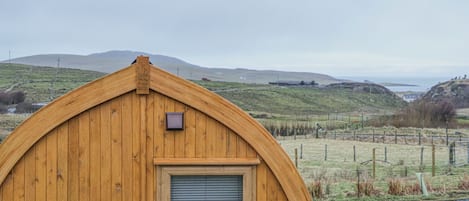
157;166;256;201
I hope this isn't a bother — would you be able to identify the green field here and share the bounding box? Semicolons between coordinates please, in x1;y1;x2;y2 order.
280;137;469;200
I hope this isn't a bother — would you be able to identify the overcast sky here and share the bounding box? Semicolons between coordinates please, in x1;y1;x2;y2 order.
1;0;469;77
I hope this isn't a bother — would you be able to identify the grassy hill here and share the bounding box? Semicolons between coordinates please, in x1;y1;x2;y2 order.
0;63;405;116
193;80;406;116
0;63;105;102
422;78;469;108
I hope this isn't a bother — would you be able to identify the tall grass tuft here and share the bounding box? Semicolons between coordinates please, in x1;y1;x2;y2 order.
308;180;324;199
388;178;404;195
358;179;379;196
458;174;469;190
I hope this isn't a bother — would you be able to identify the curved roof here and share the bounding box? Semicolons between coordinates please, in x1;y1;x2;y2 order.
0;56;311;200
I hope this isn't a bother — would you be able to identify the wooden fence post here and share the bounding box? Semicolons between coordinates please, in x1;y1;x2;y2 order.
383;131;386;143
325;144;328;161
394;130;397;144
295;148;298;168
432;144;435;177
449;142;456;166
300;144;303;159
420;147;424;166
353;145;356;162
372;148;376;179
384;146;387;163
446;126;449;146
356;167;361;198
418;131;421;145
467;143;469;164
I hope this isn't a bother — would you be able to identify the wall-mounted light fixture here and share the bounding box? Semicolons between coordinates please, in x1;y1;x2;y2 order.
166;112;184;130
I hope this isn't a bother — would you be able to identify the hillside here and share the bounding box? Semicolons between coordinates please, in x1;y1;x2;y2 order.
0;63;105;102
4;50;341;84
193;80;406;116
0;64;405;116
422;79;469;108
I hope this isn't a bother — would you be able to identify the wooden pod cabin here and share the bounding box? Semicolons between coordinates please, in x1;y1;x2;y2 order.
0;56;311;201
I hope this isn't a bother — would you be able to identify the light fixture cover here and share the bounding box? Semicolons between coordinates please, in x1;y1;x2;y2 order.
166;112;184;130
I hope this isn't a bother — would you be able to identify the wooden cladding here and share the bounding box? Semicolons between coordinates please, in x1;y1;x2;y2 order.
0;91;288;201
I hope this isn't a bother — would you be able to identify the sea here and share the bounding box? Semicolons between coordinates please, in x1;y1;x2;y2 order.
339;76;452;93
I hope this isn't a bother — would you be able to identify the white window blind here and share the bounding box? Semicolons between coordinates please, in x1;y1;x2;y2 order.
170;175;243;201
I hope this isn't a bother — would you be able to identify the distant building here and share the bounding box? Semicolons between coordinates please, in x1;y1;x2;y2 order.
268;80;317;86
402;93;421;102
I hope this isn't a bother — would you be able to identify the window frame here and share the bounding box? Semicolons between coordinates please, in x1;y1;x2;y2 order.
157;166;256;201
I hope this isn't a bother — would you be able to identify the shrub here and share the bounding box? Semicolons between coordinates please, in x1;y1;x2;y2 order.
9;91;26;104
0;91;26;105
386;99;456;128
15;102;40;113
0;103;7;114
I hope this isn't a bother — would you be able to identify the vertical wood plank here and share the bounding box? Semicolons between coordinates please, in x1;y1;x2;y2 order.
0;181;3;201
24;148;36;201
184;106;196;158
146;93;155;201
277;183;288;201
111;98;123;201
226;130;238;158
100;102;112;201
89;108;101;200
154;93;165;158
122;93;133;201
57;122;69;201
13;157;25;201
68;117;79;201
214;123;227;158
246;143;257;158
35;137;47;201
266;168;279;201
195;111;207;158
138;95;146;201
152;93;163;201
256;161;267;201
79;112;90;201
46;129;58;201
174;101;185;158
131;93;141;201
205;117;217;157
1;173;13;201
163;96;175;158
237;136;248;158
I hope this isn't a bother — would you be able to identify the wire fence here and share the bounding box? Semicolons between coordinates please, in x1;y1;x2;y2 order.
274;128;469;146
279;137;469;185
